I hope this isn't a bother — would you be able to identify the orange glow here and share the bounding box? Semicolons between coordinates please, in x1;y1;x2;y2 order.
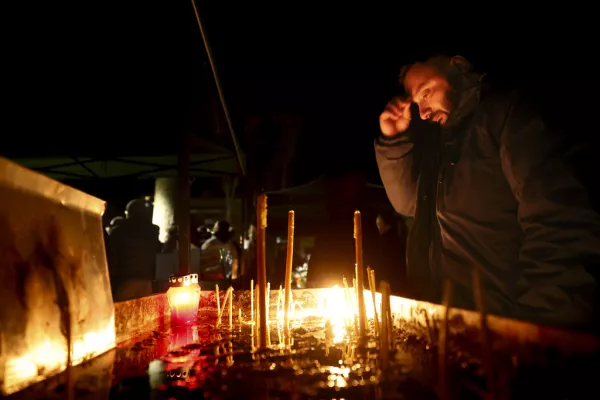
3;315;116;395
169;287;194;306
266;285;437;347
167;274;201;326
267;286;385;345
0;158;116;396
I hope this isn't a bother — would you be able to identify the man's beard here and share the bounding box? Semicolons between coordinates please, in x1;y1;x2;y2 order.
428;86;456;125
430;110;449;125
441;74;466;126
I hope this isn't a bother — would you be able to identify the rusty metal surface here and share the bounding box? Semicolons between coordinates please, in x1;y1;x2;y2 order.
111;331;171;384
0;157;115;396
384;293;600;356
113;291;220;347
158;287;599;357
115;294;170;344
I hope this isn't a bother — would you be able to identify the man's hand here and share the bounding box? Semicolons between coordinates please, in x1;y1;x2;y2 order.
379;97;412;136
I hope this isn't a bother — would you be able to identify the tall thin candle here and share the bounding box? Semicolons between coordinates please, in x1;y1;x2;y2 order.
266;282;271;321
283;210;295;342
229;287;233;330
216;284;220;317
254;283;259;338
216;287;231;328
256;194;268;348
367;267;379;336
266;281;271;346
277;285;282;322
250;279;254;325
342;276;353;329
354;211;367;340
380;281;391;369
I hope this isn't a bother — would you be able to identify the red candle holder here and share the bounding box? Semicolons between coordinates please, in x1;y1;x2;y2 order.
167;273;201;326
169;325;199;352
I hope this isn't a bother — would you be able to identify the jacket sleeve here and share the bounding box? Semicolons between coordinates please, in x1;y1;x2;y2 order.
499;94;600;327
375;131;419;217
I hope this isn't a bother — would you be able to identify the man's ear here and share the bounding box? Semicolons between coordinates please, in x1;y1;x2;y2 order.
450;56;473;73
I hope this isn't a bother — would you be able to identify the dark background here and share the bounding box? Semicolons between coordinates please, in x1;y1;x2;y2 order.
4;4;597;193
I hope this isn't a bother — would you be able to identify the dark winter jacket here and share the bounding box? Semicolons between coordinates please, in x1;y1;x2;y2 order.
375;75;600;328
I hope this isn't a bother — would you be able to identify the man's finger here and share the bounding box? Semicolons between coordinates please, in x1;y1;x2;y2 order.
380;111;399;121
384;104;402;117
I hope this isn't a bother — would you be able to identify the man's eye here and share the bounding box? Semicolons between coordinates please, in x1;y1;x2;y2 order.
421;89;431;100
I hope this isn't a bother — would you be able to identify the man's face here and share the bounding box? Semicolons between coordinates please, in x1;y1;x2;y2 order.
403;63;454;126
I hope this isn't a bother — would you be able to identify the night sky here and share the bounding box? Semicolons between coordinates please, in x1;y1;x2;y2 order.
5;4;597;189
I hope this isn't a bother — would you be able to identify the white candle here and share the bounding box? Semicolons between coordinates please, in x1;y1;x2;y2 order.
250;279;254;324
216;284;220;317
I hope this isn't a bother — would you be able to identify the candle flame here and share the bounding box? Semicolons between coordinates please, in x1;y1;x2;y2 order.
269;285;383;345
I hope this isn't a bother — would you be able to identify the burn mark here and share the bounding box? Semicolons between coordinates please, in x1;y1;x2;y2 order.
0;215;30;336
32;217;72;350
13;250;32;311
0;213;74;367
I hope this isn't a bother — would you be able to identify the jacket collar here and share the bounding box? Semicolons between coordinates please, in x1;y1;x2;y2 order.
445;72;486;128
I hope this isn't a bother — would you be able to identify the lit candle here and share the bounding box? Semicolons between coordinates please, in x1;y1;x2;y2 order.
266;281;271;323
256;193;268;348
352;277;359;334
250;279;254;325
277;285;282;323
354;211;367;341
216;284;220;317
283;210;295;342
342;276;354;329
216;287;232;328
267;282;271;346
367;267;379;336
229;287;233;330
167;273;202;326
379;281;391;369
254;283;260;339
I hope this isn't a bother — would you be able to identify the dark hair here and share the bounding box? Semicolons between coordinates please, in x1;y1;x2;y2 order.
398;54;454;86
125;198;151;219
110;216;125;226
214;220;231;235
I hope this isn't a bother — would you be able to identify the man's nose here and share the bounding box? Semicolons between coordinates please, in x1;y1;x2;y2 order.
419;106;431;120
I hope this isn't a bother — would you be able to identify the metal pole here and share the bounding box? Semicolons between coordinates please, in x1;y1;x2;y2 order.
191;0;246;178
178;132;191;276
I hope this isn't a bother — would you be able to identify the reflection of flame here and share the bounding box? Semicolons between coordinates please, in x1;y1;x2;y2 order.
271;286;384;345
71;320;116;364
169;326;199;353
4;314;116;395
248;286;434;348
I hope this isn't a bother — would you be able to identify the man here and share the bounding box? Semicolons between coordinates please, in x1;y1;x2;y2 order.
201;221;239;281
108;199;161;301
375;55;600;328
106;216;125;235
